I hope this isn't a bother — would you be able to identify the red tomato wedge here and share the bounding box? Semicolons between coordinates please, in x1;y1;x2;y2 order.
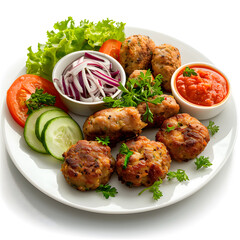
7;74;68;127
99;39;122;61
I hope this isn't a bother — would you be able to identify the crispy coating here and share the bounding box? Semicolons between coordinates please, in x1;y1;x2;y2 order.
156;113;210;162
61;140;115;191
83;107;147;145
137;94;180;127
116;136;171;187
119;35;156;76
151;44;181;92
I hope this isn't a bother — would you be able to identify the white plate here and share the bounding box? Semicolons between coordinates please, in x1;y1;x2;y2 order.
2;27;237;214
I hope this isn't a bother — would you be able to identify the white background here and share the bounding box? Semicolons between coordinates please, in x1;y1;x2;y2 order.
1;0;239;239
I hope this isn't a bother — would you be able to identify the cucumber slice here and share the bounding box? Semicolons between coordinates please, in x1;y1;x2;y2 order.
35;109;69;141
24;106;59;153
42;116;83;160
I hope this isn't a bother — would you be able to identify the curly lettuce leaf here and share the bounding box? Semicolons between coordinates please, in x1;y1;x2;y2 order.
84;19;126;48
26;17;125;81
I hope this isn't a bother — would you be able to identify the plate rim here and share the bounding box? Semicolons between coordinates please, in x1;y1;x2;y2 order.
2;26;238;214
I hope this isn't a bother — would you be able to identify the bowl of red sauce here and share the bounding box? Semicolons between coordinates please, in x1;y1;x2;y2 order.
171;62;230;120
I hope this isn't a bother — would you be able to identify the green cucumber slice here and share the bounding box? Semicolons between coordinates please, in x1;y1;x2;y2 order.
24;106;59;153
42;116;83;160
35;109;69;141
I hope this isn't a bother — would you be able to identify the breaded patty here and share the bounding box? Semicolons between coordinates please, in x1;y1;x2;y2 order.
61;140;115;191
137;94;180;127
119;35;156;76
156;113;210;162
116;136;171;187
152;44;181;92
83;107;147;145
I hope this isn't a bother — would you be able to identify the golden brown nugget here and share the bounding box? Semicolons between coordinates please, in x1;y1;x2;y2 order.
120;35;155;76
152;44;181;92
116;136;171;187
156;113;210;162
61;140;115;191
83;107;147;145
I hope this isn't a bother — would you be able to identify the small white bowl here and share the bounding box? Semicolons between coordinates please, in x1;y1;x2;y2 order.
171;62;230;120
52;50;126;116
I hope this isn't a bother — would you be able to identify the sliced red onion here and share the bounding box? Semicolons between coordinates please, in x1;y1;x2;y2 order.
110;70;120;78
78;71;87;98
87;63;105;69
62;75;69;96
86;69;105;97
71;82;80;100
68;84;75;99
62;62;73;76
82;69;96;100
59;52;121;102
91;71;119;87
95;70;120;83
73;74;83;93
85;52;105;63
109;62;113;71
87;62;112;76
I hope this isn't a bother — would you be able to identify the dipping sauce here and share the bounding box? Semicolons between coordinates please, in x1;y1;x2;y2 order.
176;66;229;106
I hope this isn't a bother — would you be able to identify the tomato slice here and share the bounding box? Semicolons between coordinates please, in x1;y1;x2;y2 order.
7;74;68;127
99;39;122;61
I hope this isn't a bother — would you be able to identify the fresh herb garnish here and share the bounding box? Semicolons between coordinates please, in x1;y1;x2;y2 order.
183;66;198;77
96;184;118;199
165;122;183;132
148;97;165;105
142;103;153;123
138;178;163;200
165;123;176;132
194;156;212;170
103;70;164;123
95;136;110;146
25;88;56;114
119;143;134;169
167;169;189;182
207;121;219;136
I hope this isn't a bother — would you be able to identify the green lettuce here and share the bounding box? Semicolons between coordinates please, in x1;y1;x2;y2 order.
26;17;126;81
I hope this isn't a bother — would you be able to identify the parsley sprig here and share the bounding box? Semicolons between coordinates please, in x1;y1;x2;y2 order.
119;143;134;169
95;136;110;146
25;88;56;114
96;184;118;199
138;178;163;200
103;70;164;123
183;66;198;77
207;121;219;136
142;103;153;123
167;169;189;182
194;156;212;170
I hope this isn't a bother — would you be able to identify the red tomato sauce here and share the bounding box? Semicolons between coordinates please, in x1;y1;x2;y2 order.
176;66;229;106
